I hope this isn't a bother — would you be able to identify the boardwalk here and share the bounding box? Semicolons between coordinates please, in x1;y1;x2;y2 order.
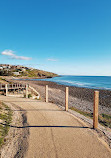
0;95;111;158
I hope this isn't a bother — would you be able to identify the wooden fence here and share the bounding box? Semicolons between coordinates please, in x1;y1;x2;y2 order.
0;83;99;129
0;83;26;90
45;85;99;129
0;83;28;98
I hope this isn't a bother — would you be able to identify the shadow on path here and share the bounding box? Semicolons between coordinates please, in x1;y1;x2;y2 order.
12;109;62;112
4;101;42;103
0;123;90;129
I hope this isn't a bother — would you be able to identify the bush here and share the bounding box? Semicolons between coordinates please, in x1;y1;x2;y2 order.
28;94;32;98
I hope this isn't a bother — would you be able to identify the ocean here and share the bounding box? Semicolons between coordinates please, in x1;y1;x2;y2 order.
33;75;111;90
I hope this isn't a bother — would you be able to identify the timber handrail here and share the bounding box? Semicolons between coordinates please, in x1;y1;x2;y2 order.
0;83;26;90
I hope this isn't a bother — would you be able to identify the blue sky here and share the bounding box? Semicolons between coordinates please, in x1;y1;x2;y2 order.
0;0;111;75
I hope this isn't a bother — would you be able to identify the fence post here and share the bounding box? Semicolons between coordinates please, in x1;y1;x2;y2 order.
26;84;28;98
65;87;69;111
5;84;8;96
45;85;48;102
93;91;99;129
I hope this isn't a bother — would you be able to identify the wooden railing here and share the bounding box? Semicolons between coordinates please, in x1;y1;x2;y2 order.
0;83;26;90
0;83;29;98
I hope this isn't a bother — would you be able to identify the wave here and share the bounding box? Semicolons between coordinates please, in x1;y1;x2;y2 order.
54;79;91;87
47;79;111;90
27;76;111;90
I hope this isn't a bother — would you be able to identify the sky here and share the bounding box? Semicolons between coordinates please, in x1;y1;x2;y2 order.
0;0;111;76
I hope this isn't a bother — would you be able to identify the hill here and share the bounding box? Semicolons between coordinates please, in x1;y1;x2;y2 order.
0;64;58;78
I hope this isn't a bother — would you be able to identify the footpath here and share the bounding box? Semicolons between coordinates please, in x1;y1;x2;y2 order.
0;96;111;158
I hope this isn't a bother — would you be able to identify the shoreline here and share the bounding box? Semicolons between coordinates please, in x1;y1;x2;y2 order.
15;77;111;91
17;79;111;105
3;75;111;91
7;78;111;115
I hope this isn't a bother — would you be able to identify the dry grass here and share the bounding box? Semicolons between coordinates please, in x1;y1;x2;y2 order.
0;77;8;84
70;106;111;128
0;102;12;147
19;69;57;78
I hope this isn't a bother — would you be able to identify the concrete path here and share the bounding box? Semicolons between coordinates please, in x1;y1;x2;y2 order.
0;96;111;158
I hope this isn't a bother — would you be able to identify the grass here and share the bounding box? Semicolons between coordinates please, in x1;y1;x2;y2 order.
99;114;111;128
24;93;32;98
70;107;111;128
19;69;57;78
0;102;12;147
28;94;32;98
0;77;7;84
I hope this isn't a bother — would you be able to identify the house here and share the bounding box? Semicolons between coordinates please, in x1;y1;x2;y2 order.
2;66;7;69
21;68;26;72
0;67;3;70
12;72;20;76
11;66;17;70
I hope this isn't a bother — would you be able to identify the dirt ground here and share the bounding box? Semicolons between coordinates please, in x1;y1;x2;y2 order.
0;99;29;158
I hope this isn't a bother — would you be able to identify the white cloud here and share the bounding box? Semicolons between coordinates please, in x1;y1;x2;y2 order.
1;50;32;60
47;58;58;61
1;50;14;56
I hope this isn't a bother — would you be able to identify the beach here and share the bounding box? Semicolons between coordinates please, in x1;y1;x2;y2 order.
9;79;111;115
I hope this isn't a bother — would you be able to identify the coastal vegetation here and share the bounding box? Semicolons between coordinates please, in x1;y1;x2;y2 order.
0;102;12;147
70;107;111;128
20;69;57;78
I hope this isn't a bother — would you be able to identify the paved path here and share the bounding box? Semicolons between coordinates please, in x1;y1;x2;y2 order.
0;96;111;158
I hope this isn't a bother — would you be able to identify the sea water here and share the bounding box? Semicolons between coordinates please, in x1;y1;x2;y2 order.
34;75;111;90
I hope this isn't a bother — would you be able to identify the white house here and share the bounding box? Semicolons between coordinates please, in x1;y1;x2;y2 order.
0;67;3;70
12;72;20;76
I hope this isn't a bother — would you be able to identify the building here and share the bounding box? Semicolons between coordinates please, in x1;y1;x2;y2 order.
12;72;20;76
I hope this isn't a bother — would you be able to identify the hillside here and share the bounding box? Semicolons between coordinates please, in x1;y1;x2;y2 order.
20;69;58;78
0;64;58;78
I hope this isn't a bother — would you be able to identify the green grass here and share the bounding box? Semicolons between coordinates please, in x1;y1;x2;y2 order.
70;107;93;118
28;94;32;98
24;93;32;98
0;102;12;147
70;106;111;128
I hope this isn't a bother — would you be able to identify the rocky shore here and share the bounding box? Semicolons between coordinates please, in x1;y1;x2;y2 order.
9;79;111;115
